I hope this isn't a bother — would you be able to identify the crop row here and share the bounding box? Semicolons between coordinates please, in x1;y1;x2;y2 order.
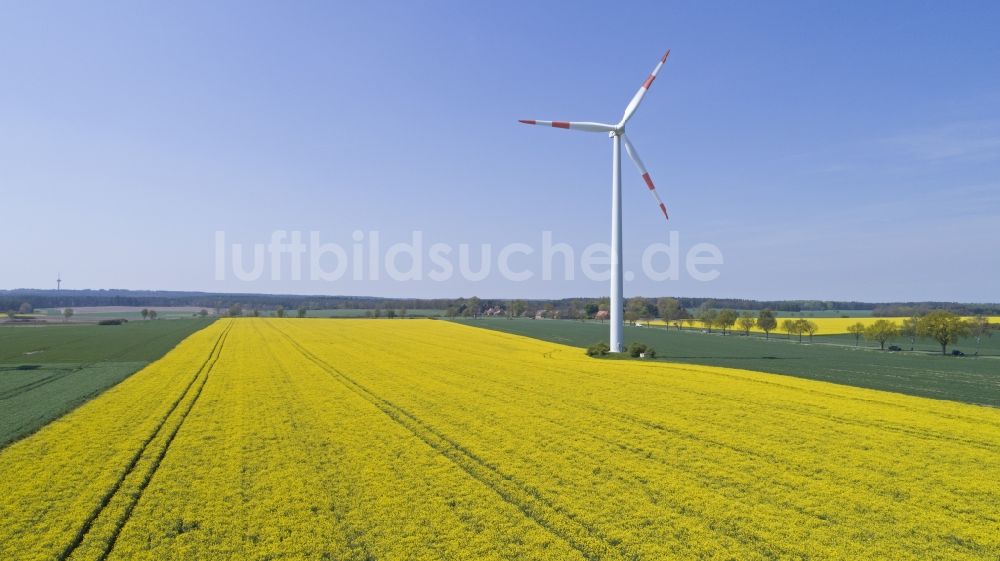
0;321;231;561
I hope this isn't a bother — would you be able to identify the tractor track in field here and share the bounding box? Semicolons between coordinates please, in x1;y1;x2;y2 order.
0;323;202;402
0;370;72;400
58;321;232;561
266;322;625;561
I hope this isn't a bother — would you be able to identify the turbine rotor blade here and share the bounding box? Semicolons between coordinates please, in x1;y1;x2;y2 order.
620;49;670;125
622;134;669;220
518;120;616;133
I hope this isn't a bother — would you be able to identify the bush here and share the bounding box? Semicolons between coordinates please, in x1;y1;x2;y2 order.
586;342;610;357
97;318;128;326
627;342;647;358
625;342;657;358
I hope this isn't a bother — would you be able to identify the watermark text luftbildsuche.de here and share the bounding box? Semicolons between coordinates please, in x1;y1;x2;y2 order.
214;230;722;284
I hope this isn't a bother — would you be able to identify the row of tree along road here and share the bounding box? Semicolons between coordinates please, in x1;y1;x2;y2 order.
677;304;991;356
613;299;992;357
844;312;992;355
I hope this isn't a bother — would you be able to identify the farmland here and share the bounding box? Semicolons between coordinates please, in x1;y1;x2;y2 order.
452;317;1000;406
306;308;444;317
35;306;213;322
0;318;214;447
735;309;875;318
1;318;997;560
648;315;1000;335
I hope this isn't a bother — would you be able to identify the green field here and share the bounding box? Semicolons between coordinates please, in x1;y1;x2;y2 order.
450;318;1000;407
0;318;213;447
306;308;444;317
36;308;209;321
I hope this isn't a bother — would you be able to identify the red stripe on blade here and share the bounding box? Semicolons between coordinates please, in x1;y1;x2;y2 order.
659;203;668;218
518;119;536;125
552;121;570;129
642;75;655;89
642;173;655;190
662;49;671;63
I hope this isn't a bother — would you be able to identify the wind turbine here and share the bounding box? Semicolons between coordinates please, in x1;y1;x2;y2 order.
519;50;671;353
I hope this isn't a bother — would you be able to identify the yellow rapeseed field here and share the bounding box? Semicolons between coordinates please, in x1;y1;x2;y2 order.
1;318;998;560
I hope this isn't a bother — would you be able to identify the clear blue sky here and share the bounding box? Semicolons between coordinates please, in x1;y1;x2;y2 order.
2;1;998;302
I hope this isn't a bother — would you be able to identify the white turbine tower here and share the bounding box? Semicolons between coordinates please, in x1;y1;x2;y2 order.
519;50;671;353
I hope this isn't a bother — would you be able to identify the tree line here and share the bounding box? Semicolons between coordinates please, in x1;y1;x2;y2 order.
5;289;998;318
846;312;992;355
